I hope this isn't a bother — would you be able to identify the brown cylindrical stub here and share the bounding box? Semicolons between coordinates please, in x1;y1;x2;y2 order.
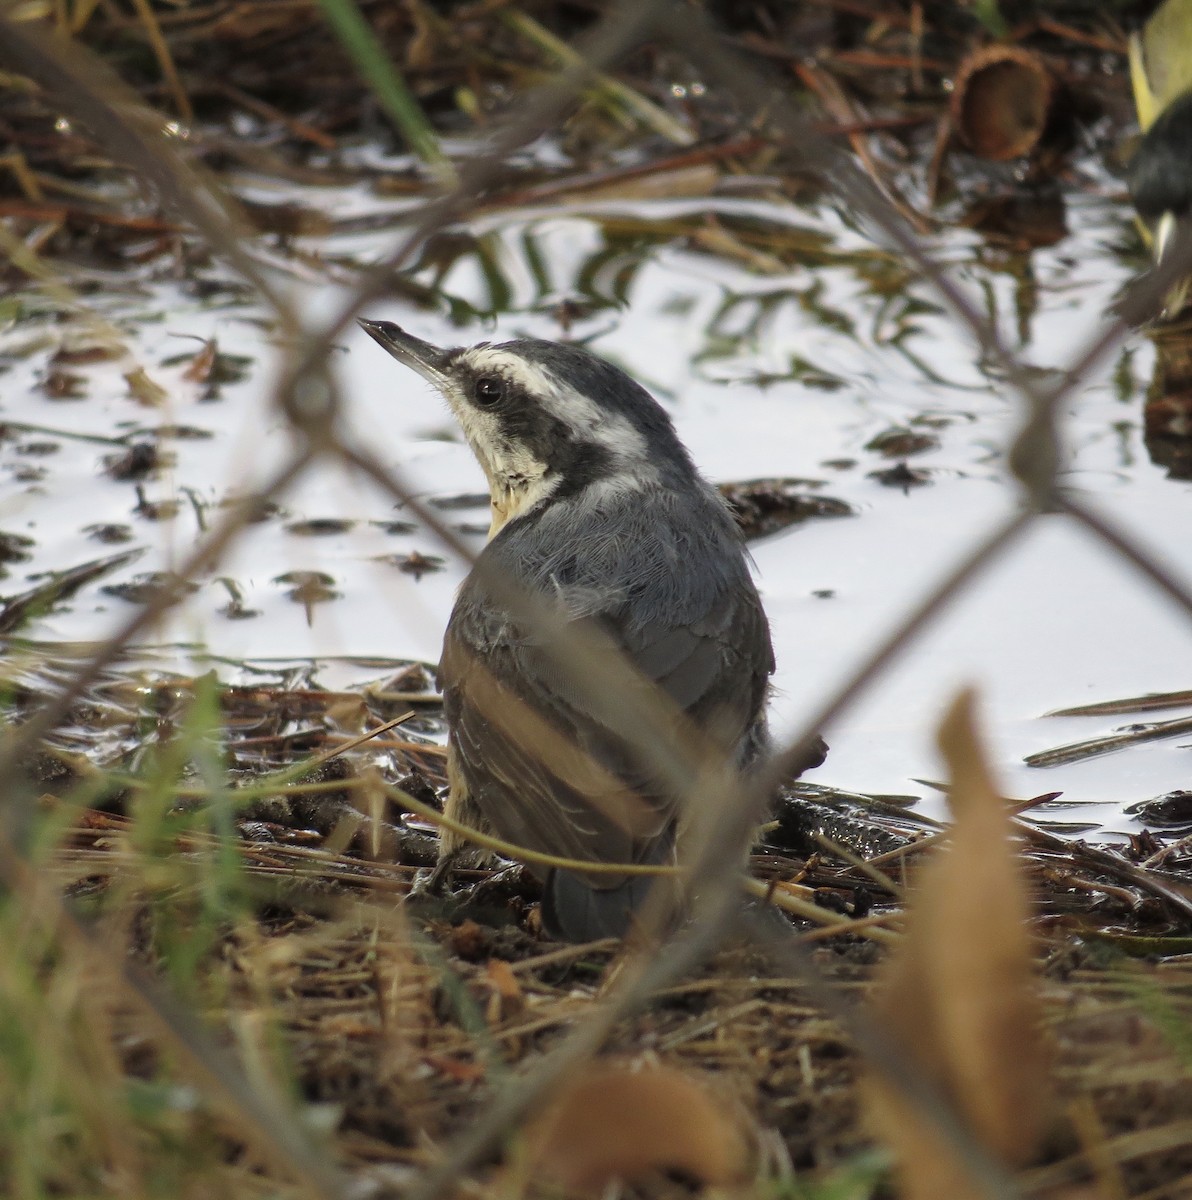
951;44;1054;161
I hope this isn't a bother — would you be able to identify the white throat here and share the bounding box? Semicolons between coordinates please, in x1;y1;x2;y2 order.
486;469;557;538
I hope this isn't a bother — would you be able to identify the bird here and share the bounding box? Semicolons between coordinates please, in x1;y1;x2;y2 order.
1128;0;1192;313
359;319;825;941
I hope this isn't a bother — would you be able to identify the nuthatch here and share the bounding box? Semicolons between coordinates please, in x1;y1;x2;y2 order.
360;320;824;941
1128;8;1192;314
1128;94;1192;275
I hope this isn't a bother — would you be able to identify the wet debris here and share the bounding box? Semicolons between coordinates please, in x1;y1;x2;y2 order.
285;518;356;536
123;366;168;407
38;368;87;400
371;518;418;535
1127;827;1166;862
765;782;921;862
717;478;854;540
6;463;46;483
1045;687;1192;717
275;570;340;624
962;186;1069;251
366;662;438;702
864;427;940;458
84;523;134;544
1125;791;1192;830
100;571;201;606
216;577;261;620
103;442;161;481
543;295;601;332
383;550;446;579
395;767;442;815
868;462;932;490
219;495;287;523
132;485;180;521
1143;321;1192;480
155;424;214;441
1025;714;1192;768
240;198;333;238
0;548;142;633
162;340;253;400
428;492;489;510
0;531;34;564
50;341;122;366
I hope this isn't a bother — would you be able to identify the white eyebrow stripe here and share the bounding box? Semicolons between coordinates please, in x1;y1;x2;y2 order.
455;346;655;471
458;346;557;397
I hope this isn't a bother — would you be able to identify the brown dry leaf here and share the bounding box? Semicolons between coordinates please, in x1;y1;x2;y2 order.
182;337;218;384
522;1060;752;1194
484;958;525;1023
863;688;1049;1200
124;366;167;406
325;694;368;732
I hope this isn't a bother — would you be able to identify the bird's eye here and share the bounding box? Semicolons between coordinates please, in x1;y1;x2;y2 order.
474;376;505;407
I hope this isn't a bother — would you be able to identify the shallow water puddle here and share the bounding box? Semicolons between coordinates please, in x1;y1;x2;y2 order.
2;176;1189;832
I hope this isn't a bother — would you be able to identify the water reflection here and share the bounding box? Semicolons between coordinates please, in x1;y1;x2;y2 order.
1;175;1189;825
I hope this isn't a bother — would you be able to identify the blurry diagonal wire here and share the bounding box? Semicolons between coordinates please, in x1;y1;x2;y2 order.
1057;493;1192;620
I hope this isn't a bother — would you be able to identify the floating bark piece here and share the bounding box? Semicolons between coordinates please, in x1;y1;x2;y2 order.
1124;790;1192;828
717;478;853;540
767;782;919;861
865;427;940;457
951;45;1054;161
103;442;160;481
101;572;200;606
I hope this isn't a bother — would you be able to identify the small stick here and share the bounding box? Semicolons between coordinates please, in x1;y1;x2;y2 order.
1024;715;1192;769
811;831;904;899
1044;689;1192;717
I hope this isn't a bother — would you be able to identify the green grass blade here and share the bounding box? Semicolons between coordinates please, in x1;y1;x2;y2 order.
315;0;454;182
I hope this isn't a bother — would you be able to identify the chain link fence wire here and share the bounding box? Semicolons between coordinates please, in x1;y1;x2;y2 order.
0;3;1190;1197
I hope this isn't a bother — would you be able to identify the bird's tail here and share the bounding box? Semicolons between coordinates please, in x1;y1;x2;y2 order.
541;837;678;942
539;728;830;942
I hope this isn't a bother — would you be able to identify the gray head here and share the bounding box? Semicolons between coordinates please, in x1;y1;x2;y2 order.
359;321;698;535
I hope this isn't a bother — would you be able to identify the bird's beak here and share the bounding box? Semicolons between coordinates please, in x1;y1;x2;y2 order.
357;319;451;389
